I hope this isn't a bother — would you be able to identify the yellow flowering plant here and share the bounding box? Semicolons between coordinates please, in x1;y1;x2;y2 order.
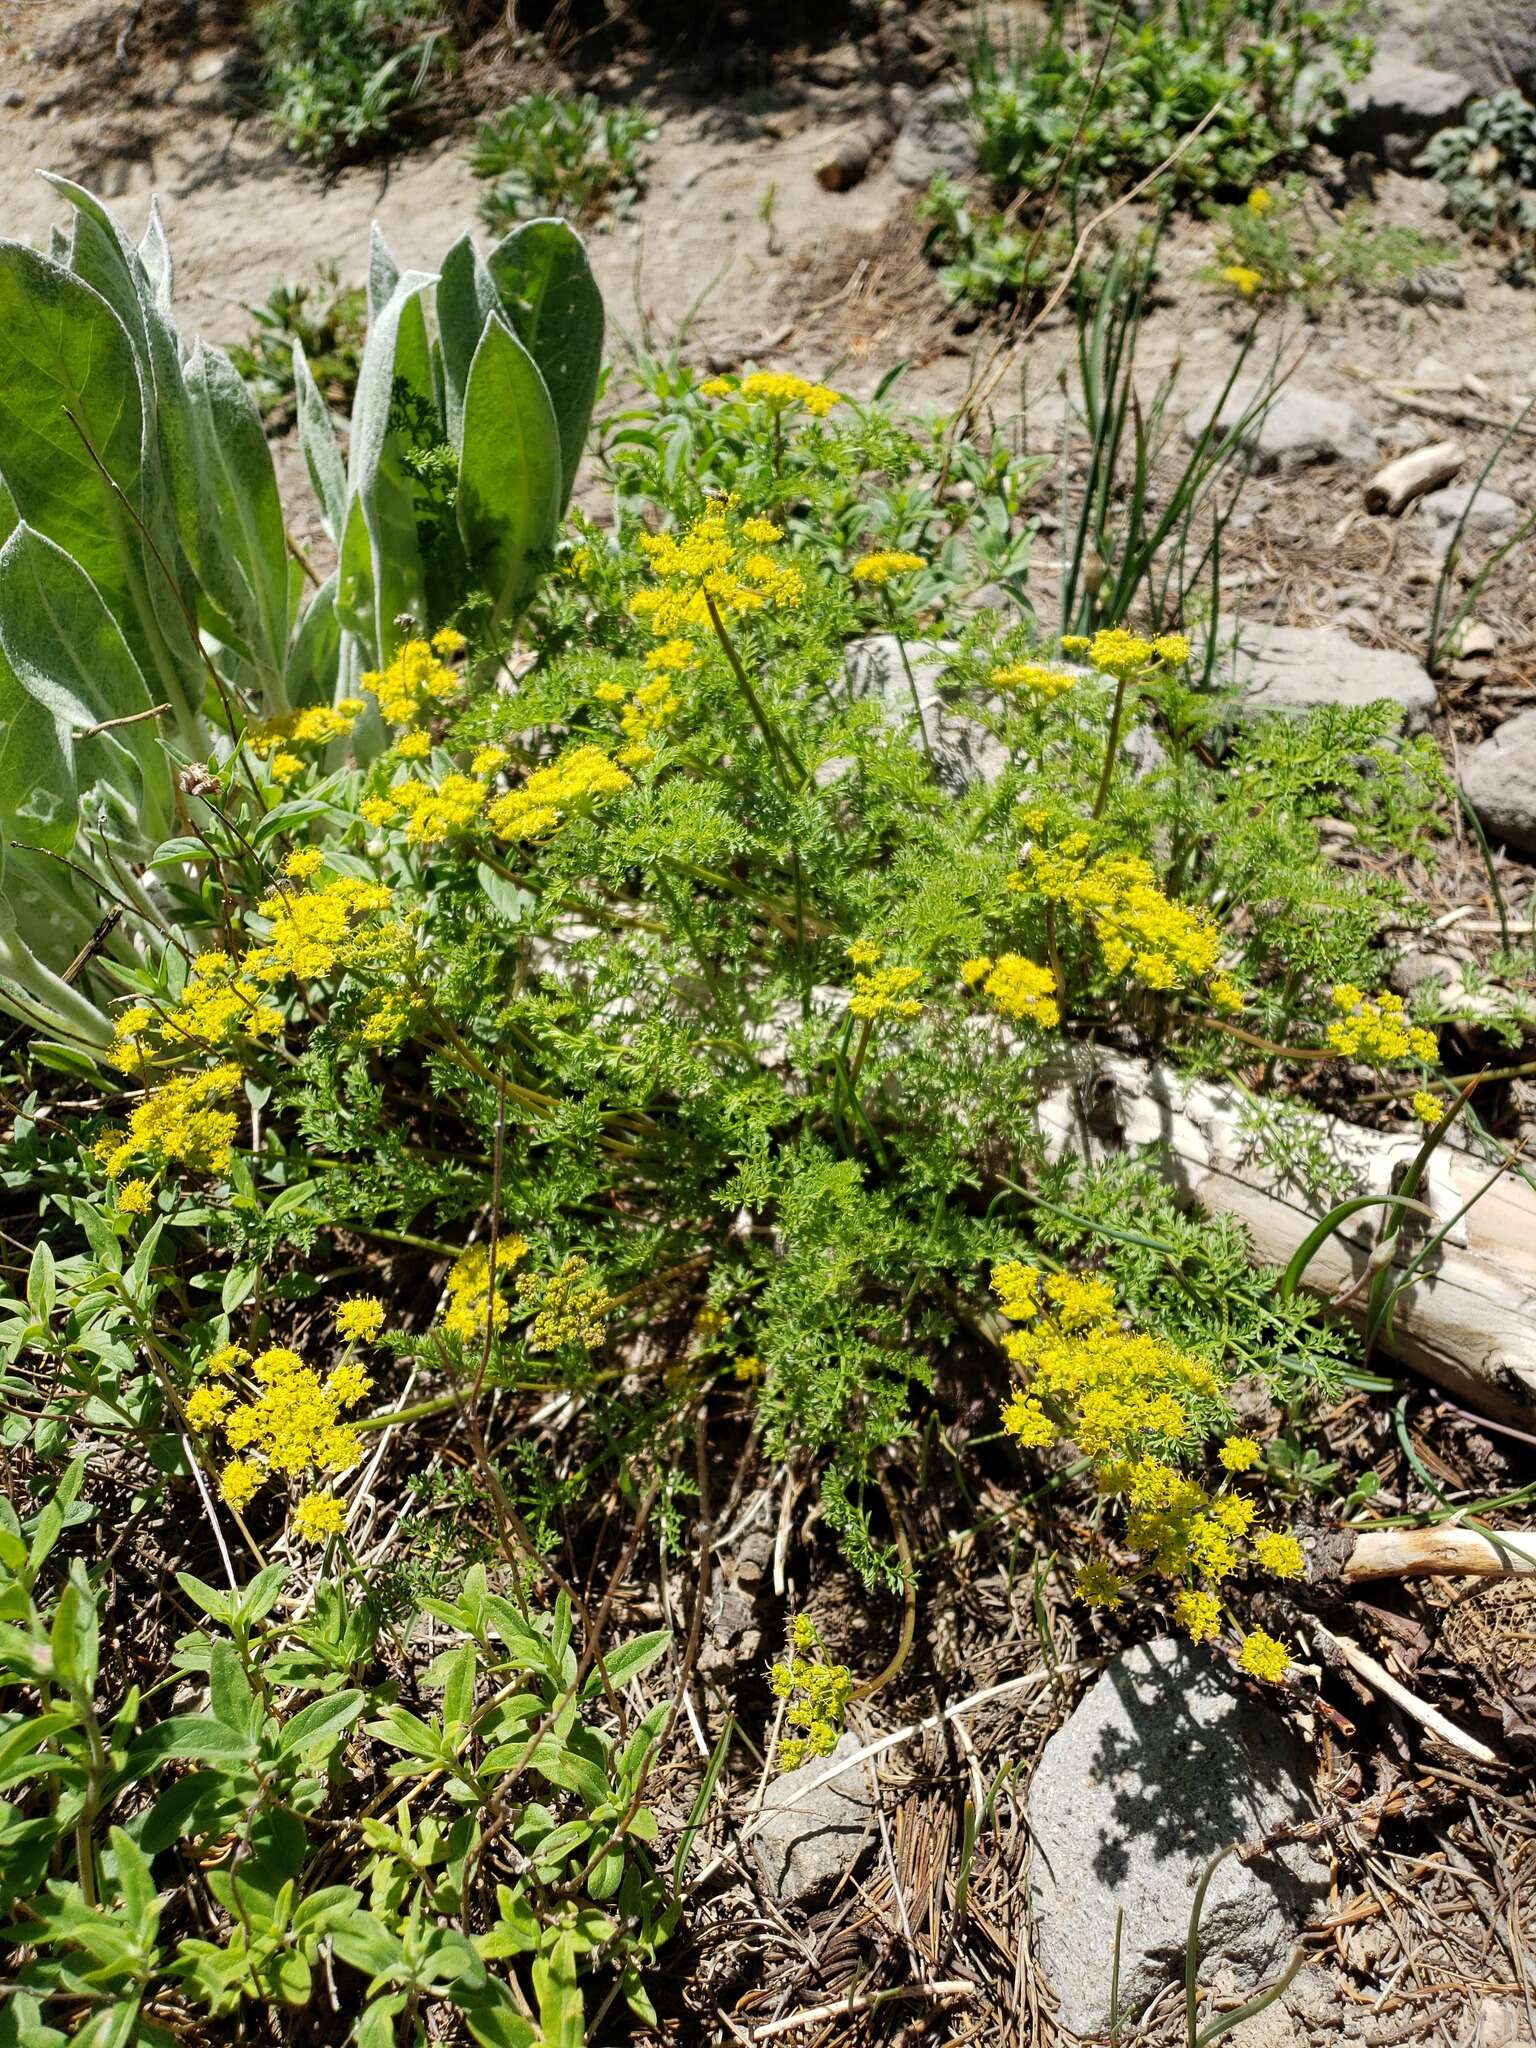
0;212;1474;2041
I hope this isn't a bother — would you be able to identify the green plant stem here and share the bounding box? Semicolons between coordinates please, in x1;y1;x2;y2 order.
881;592;934;766
703;590;804;785
1091;673;1133;819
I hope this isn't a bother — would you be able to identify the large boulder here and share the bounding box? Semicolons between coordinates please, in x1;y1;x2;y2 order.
1340;0;1536;160
1460;709;1536;855
1215;618;1437;731
1030;1639;1327;2040
1183;380;1377;474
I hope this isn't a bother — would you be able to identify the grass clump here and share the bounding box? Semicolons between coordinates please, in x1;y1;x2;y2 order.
1206;180;1461;308
923;0;1369;310
471;92;655;233
228;264;368;429
252;0;451;161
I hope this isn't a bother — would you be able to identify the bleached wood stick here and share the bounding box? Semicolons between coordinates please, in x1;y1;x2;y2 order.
1342;1526;1536;1581
1363;438;1463;515
1033;1050;1536;1429
1309;1620;1497;1765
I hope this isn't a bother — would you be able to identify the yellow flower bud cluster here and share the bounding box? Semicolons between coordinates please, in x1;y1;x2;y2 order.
188;1343;373;1530
441;1241;526;1344
847;965;923;1021
704;370;842;418
771;1615;854;1770
1327;986;1438;1066
1059;628;1191;679
247;697;366;761
1008;833;1237;1004
630;498;805;646
989;661;1079;700
967;953;1060;1028
360;630;467;731
992;1265;1300;1677
516;1254;613;1352
109;950;285;1071
94;1063;242;1181
849;550;924;586
486;745;633;841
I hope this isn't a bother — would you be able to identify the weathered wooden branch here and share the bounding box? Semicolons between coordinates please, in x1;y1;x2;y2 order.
1340;1526;1536;1581
1362;438;1463;516
815;120;894;192
1033;1050;1536;1428
1309;1620;1497;1765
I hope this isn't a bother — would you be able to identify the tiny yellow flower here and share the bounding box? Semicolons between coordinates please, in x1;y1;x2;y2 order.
1253;1531;1305;1580
1238;1629;1291;1682
471;746;510;776
1223;265;1264;297
733;1353;764;1383
395;731;431;761
186;1384;233;1429
1412;1090;1443;1126
270;752;304;783
1076;1561;1126;1609
847;939;881;969
219;1458;263;1510
1175;1588;1223;1642
699;376;735;398
292;1492;348;1543
1247;187;1273;214
431;628;467;655
336;1296;386;1343
359;795;397;829
117;1178;154;1216
1219;1435;1261;1472
960;955;993;987
741;517;783;544
284;848;326;882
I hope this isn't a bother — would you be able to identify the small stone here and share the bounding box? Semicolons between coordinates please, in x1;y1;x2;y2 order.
891;82;976;186
1029;1639;1326;2041
1215;619;1437;731
1461;709;1536;855
1454;620;1500;657
1419;482;1519;560
752;1733;875;1904
1183;379;1377;474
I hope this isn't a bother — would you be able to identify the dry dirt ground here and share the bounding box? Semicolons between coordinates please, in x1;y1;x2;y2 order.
4;5;1536;2043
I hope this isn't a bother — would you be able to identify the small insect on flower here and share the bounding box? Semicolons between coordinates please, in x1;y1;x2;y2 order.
1238;1629;1292;1682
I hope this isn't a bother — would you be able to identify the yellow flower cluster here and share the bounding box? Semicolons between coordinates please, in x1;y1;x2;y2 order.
848;965;923;1021
1412;1089;1443;1126
360;630;467;730
1248;187;1273;214
291;1493;348;1543
771;1615;854;1771
992;1265;1299;1674
110;952;285;1070
247;697;366;760
94;1064;242;1180
1009;834;1239;1004
967;953;1060;1028
517;1254;613;1352
703;371;842;417
1223;265;1264;297
1327;986;1438;1066
245;873;395;987
486;745;633;841
441;1240;526;1344
191;1343;372;1523
850;550;924;585
1059;627;1189;680
376;773;488;847
336;1296;386;1343
990;661;1079;700
630;498;805;647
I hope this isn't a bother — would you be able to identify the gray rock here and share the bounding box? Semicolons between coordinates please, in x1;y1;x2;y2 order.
1340;50;1472;164
844;634;1009;789
1215;619;1437;731
1373;0;1536;101
1419;482;1520;560
1184;379;1378;474
892;83;976;187
752;1733;875;1904
1461;709;1536;855
1029;1639;1326;2040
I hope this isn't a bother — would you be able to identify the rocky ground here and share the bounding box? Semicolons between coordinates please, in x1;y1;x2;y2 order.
3;0;1536;2040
